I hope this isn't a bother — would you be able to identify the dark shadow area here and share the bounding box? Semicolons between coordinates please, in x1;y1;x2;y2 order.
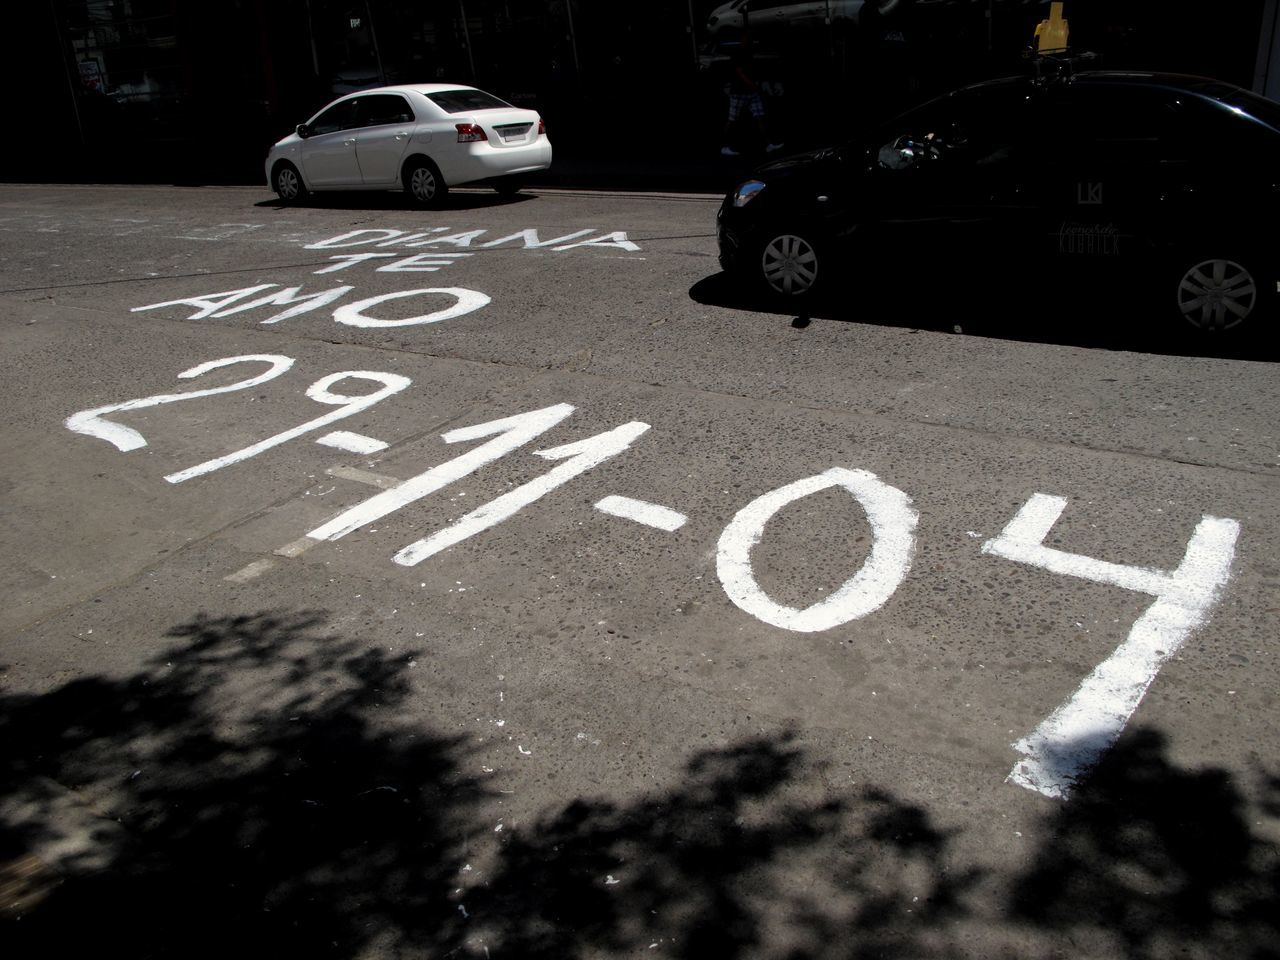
520;150;755;196
0;611;482;958
9;1;1268;196
465;771;981;960
1009;727;1280;960
253;188;537;212
1;610;1277;958
690;270;1280;362
0;610;967;959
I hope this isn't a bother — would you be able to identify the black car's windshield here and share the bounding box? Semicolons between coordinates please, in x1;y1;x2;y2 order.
1215;88;1280;131
425;89;512;113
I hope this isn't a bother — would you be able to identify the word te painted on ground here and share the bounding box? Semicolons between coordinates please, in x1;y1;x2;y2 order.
312;252;474;274
64;360;1242;802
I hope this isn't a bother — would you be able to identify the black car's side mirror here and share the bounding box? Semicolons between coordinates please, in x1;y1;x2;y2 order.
296;123;310;139
878;137;921;171
878;135;943;171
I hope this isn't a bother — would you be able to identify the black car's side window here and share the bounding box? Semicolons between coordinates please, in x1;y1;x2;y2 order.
877;99;959;170
310;100;357;136
877;89;1031;171
356;94;414;128
1037;87;1189;163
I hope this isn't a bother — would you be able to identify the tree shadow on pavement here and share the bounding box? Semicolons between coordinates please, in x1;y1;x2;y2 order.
0;610;483;958
465;748;980;960
1007;727;1280;960
1;609;1277;958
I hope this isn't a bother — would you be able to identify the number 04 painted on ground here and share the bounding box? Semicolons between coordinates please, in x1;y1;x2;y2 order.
719;477;1240;799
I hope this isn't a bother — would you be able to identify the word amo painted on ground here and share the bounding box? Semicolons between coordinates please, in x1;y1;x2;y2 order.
64;355;1242;802
132;282;491;328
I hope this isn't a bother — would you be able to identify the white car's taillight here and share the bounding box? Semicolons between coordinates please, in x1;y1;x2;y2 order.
537;118;545;136
456;123;487;142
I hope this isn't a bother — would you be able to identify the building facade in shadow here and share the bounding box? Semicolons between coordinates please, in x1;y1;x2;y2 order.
8;0;1276;183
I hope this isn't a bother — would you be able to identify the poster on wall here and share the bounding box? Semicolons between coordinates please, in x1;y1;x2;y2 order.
78;58;103;92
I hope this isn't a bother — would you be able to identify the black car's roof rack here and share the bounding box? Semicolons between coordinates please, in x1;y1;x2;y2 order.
1022;50;1100;85
1021;3;1097;85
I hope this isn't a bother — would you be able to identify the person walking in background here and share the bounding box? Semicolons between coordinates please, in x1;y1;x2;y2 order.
721;41;783;157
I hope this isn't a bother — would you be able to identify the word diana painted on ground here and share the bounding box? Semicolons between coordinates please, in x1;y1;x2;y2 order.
128;226;642;328
63;356;1242;802
301;227;643;253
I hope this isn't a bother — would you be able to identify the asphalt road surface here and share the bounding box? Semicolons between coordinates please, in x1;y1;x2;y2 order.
2;182;1278;959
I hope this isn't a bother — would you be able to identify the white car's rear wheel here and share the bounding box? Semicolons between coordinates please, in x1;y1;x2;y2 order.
404;159;447;207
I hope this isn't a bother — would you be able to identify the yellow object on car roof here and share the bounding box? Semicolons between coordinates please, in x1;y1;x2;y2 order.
1034;2;1070;54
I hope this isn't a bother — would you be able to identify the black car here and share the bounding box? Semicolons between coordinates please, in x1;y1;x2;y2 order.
717;69;1280;336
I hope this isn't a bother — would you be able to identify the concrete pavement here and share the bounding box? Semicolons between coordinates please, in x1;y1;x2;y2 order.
1;182;1277;958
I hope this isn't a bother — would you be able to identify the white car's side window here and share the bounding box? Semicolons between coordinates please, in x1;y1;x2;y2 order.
357;94;414;128
311;100;356;136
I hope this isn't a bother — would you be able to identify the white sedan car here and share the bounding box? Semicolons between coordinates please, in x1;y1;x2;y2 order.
265;84;551;206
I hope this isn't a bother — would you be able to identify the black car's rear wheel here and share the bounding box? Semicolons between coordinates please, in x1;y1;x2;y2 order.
1173;255;1267;334
759;232;822;299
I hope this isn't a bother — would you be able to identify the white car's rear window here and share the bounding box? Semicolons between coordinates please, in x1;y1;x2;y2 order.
425;89;512;113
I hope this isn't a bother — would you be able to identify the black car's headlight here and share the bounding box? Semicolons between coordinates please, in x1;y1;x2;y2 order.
732;180;766;208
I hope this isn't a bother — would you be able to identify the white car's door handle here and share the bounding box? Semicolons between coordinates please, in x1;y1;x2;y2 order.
343;138;357;146
394;132;408;140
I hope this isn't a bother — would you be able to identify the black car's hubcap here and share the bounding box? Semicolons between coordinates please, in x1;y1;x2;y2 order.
1177;259;1256;331
762;235;818;295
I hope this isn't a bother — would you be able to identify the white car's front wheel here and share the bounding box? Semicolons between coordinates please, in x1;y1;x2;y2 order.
272;162;306;204
404;158;447;207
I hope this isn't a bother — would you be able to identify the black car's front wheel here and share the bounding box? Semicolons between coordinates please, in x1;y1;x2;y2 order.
759;232;822;299
1173;254;1269;335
